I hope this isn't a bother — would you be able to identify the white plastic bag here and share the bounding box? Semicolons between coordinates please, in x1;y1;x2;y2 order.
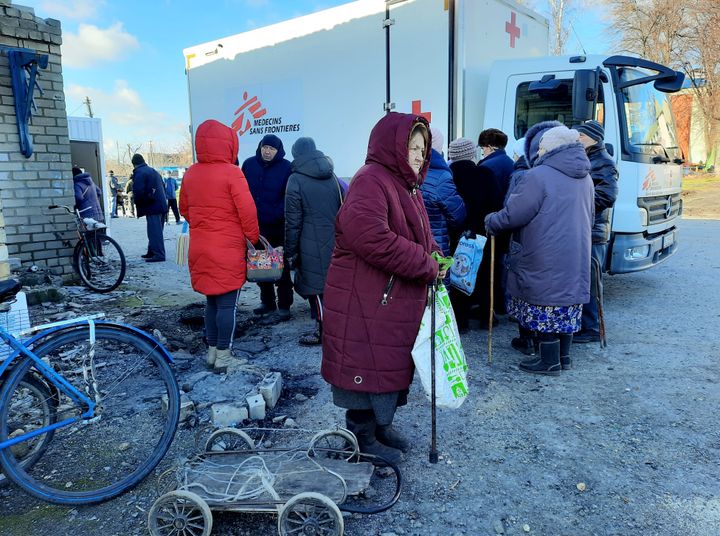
411;283;469;409
449;234;487;295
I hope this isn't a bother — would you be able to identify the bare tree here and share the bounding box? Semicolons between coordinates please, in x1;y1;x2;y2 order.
549;0;571;55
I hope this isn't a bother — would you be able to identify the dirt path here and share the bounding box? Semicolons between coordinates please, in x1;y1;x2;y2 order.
1;218;718;535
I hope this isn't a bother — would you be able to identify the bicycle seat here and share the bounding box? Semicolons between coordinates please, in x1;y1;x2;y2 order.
0;279;22;303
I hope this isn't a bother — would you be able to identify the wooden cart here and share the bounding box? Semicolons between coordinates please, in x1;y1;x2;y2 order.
147;427;401;536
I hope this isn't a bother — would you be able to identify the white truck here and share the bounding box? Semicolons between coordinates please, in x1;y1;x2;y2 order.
183;0;684;274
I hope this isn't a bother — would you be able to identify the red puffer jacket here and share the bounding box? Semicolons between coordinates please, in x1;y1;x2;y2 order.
321;113;440;394
179;120;260;295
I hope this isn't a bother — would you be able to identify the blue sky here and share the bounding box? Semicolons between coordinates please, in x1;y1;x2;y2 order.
20;0;611;157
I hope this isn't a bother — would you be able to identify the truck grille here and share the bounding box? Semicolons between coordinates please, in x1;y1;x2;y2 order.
638;193;681;224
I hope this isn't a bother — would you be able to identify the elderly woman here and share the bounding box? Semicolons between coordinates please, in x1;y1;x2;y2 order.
484;121;593;375
321;113;443;465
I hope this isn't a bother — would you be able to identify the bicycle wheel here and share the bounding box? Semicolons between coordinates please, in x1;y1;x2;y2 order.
0;324;180;505
0;374;57;487
73;235;126;293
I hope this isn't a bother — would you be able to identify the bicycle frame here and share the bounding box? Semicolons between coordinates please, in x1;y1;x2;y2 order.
0;318;176;451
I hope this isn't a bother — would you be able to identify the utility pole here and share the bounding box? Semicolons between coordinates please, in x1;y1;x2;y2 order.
83;96;94;118
148;140;154;167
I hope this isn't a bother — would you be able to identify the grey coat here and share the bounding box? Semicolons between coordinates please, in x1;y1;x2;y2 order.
485;142;594;306
285;150;343;297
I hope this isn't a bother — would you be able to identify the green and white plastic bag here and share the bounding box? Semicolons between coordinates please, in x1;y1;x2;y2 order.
412;283;469;409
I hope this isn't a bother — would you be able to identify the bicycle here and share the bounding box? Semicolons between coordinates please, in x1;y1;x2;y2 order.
50;204;127;293
0;279;180;505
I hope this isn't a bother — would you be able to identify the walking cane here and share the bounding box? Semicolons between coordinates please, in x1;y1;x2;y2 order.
488;235;495;363
592;257;607;348
429;281;439;464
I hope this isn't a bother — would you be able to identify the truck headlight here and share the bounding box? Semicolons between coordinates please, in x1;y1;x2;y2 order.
639;208;648;226
624;245;650;260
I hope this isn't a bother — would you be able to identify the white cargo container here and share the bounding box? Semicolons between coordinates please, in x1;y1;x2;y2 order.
184;0;685;273
68;116;109;221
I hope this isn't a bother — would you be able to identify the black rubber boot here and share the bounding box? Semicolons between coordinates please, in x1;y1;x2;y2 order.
519;339;561;376
559;333;573;370
376;424;410;453
345;411;403;467
511;325;536;356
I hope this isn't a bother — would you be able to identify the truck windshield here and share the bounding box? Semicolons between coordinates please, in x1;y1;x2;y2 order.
618;67;681;161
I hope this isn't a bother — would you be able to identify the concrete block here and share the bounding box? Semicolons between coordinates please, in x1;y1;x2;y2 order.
246;394;266;421
162;393;196;423
211;403;248;428
258;371;282;409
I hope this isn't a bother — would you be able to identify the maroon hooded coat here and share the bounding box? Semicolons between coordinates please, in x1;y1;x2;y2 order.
321;113;440;394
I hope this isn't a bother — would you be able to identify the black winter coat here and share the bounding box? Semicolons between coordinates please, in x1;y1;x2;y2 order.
586;144;618;244
242;145;292;238
131;163;167;217
284;150;342;297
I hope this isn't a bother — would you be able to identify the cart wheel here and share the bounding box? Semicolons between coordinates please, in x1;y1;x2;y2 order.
308;429;359;461
148;490;213;536
278;492;344;536
154;467;178;497
204;427;255;452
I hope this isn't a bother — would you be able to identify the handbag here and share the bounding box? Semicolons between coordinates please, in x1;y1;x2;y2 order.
175;221;190;266
411;283;469;409
448;234;487;295
246;235;284;282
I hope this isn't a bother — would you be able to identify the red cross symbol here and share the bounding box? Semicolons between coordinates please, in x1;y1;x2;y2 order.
412;100;431;123
505;12;520;48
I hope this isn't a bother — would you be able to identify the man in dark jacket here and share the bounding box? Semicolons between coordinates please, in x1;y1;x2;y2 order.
131;153;168;262
242;134;294;322
572;120;618;343
108;170;119;218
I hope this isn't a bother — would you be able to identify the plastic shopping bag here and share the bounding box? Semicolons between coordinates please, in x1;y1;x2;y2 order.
175;221;190;266
411;283;469;409
448;234;487;295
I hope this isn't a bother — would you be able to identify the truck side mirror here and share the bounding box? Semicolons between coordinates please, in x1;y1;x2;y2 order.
572;69;597;121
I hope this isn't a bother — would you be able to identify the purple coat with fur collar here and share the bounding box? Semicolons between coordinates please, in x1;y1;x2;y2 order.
321;113;440;394
485;137;593;306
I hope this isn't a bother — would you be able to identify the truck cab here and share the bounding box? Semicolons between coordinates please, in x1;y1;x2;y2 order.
484;54;683;274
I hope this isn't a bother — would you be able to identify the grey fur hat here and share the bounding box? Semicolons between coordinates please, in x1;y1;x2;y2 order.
539;125;579;153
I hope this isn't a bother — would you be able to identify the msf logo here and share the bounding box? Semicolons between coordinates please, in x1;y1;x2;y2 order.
231;91;267;136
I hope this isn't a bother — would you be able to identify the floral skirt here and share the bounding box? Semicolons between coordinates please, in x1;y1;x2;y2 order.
507;296;582;334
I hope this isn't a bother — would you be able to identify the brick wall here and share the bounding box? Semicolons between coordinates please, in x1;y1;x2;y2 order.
0;1;76;277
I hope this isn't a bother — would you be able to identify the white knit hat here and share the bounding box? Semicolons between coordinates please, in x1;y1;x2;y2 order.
539;126;579;153
448;138;476;162
430;127;444;153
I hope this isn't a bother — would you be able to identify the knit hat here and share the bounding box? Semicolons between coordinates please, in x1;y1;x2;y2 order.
430;127;444;154
259;134;283;150
572;120;604;143
448;138;476;162
524;120;562;164
131;153;145;166
291;137;316;159
72;166;82;176
539;125;579;153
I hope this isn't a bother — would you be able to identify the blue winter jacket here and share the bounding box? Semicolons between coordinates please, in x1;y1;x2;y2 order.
420;149;466;255
164;177;178;200
132;163;167;218
73;173;104;222
241;142;292;236
478;148;514;202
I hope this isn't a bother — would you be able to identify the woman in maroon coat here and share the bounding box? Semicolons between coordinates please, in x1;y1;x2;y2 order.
321;113;443;465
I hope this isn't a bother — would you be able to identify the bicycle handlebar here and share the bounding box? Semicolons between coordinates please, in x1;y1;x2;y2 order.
48;205;73;213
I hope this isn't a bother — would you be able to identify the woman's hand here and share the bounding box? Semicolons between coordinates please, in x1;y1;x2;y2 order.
438;267;448;280
484;214;495;236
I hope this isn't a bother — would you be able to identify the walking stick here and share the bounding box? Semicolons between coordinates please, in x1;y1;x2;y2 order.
593;257;607;348
429;281;439;464
488;235;495;363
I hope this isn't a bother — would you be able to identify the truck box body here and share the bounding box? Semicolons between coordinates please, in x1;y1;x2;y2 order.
183;0;548;177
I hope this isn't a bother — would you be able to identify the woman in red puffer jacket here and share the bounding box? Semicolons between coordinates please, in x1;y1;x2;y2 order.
180;119;260;369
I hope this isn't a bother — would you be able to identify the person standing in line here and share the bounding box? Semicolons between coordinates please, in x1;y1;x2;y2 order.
180;120;260;370
108;170;119;218
446;137;482;331
284;137;343;346
73;166;104;222
321;113;444;466
485;122;593;374
571;120;618;344
131;153;167;262
125;178;135;217
475;128;515;321
241;134;294;323
420;128;466;257
164;174;181;224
